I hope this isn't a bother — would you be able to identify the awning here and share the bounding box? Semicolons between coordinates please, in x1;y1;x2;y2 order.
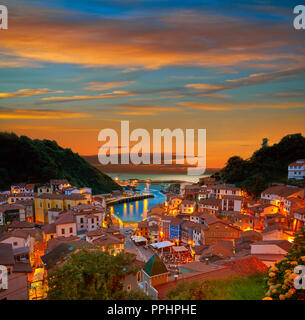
150;241;174;249
131;236;147;242
172;246;188;252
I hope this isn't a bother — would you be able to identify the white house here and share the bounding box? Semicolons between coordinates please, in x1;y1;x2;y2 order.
207;184;242;199
55;212;77;238
250;240;292;267
221;195;243;213
288;159;305;180
261;185;305;212
180;200;196;214
72;204;104;233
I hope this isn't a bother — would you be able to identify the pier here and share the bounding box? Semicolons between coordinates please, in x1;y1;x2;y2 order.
106;193;154;206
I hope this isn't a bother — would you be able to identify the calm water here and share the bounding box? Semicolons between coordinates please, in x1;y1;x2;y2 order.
109;182;167;222
108;173;209;222
107;173;206;183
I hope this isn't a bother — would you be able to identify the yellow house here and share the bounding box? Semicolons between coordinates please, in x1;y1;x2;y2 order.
35;194;88;223
37;186;52;195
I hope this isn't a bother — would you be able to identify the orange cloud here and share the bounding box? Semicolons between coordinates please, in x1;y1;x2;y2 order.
0;88;63;99
84;81;136;91
179;101;305;111
116;105;181;115
185;84;224;91
41;91;134;102
0;108;91;119
0;9;303;71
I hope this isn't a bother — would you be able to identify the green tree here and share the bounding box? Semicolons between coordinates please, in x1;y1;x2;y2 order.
0;132;121;193
264;227;305;300
47;250;149;300
242;173;268;198
215;133;305;196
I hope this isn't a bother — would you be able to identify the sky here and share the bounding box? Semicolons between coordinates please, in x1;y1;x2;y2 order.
0;0;305;168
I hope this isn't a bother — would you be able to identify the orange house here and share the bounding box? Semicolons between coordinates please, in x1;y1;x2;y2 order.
202;220;241;245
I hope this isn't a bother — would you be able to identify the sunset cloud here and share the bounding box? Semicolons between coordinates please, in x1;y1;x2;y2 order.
116;105;181;116
41;91;134;102
84;81;136;91
179;101;305;111
0;108;91;119
0;8;303;71
0;88;64;99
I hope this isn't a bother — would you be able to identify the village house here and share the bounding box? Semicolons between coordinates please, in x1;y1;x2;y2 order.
85;227;125;255
0;243;32;300
11;183;35;194
221;195;243;213
71;204;105;233
198;198;222;215
207;184;242;199
50;179;71;192
8;193;35;205
198;187;211;201
182;185;201;201
42;223;57;242
149;224;160;243
136;221;149;239
140;254;170;300
288;159;305;180
15;200;35;222
169;217;184;242
181;221;204;245
199;213;241;245
285;197;305;220
7;220;35;232
91;232;124;256
47;208;62;224
293;207;305;232
180;200;196;214
193;240;234;262
37;185;52;195
0;204;27;225
160;216;175;241
229;213;262;231
263;213;286;229
247;203;279;218
181;221;196;244
123;256;145;293
189;211;205;224
260;185;305;213
0;229;41;267
165;194;183;216
34;193;88;223
262;224;294;242
250;240;292;267
54;212;77;238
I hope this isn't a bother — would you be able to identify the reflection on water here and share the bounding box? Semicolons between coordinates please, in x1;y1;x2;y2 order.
110;183;166;222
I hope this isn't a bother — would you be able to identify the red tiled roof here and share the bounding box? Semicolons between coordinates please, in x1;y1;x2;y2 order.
8;221;35;229
42;223;56;234
288;159;305;167
54;212;75;225
262;185;304;197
